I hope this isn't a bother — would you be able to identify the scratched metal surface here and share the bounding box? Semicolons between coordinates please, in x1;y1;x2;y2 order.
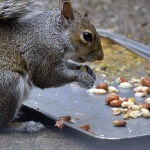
23;36;150;140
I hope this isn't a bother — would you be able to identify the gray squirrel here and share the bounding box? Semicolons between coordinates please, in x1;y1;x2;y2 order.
0;0;103;133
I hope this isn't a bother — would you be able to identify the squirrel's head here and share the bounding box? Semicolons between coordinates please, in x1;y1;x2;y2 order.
59;0;104;63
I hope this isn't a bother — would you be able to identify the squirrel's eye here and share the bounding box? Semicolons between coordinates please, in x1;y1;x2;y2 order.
83;32;92;42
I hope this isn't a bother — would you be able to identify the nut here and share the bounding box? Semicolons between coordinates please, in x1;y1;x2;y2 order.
116;77;128;84
110;100;123;107
108;86;120;93
131;105;142;110
59;116;71;122
121;108;128;113
127;97;135;103
143;104;150;111
141;108;150;118
121;101;134;108
113;120;127;127
141;77;150;87
134;92;147;97
123;112;130;120
96;83;108;91
141;108;149;113
134;86;150;94
111;108;125;115
111;108;127;116
119;82;133;88
111;108;122;115
131;77;141;83
79;124;95;135
106;93;120;104
141;112;150;118
129;110;141;119
89;88;107;94
146;88;150;94
68;119;76;124
79;66;87;72
145;98;150;104
119;97;128;102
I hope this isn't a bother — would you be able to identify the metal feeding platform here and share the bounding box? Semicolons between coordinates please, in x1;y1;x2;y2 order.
22;30;150;147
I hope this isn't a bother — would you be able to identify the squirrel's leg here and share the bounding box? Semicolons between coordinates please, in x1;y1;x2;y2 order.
0;71;45;133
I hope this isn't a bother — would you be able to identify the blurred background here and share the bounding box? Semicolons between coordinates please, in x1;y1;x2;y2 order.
37;0;150;46
72;0;150;47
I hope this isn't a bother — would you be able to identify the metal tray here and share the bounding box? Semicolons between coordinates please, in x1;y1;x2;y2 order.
23;76;150;140
23;31;150;140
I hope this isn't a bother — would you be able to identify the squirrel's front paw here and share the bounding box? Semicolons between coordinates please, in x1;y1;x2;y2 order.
79;65;96;80
84;65;96;80
76;71;95;89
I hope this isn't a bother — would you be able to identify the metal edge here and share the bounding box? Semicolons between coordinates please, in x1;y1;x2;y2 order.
96;29;150;61
21;104;150;140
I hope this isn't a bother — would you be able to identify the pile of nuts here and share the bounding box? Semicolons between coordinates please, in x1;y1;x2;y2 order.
110;77;150;120
111;97;150;119
133;77;150;97
89;76;150;127
89;83;119;94
89;76;150;97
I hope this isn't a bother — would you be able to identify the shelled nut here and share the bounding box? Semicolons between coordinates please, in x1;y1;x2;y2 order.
119;82;133;88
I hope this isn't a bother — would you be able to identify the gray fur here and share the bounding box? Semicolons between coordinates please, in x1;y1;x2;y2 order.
0;0;103;132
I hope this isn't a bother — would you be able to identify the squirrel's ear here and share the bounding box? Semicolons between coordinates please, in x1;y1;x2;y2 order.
59;0;74;28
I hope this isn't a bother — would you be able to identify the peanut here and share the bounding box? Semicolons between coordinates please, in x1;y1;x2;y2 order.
110;100;122;107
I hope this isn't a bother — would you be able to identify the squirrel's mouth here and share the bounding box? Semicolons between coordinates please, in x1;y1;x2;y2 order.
70;56;86;63
78;57;86;63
